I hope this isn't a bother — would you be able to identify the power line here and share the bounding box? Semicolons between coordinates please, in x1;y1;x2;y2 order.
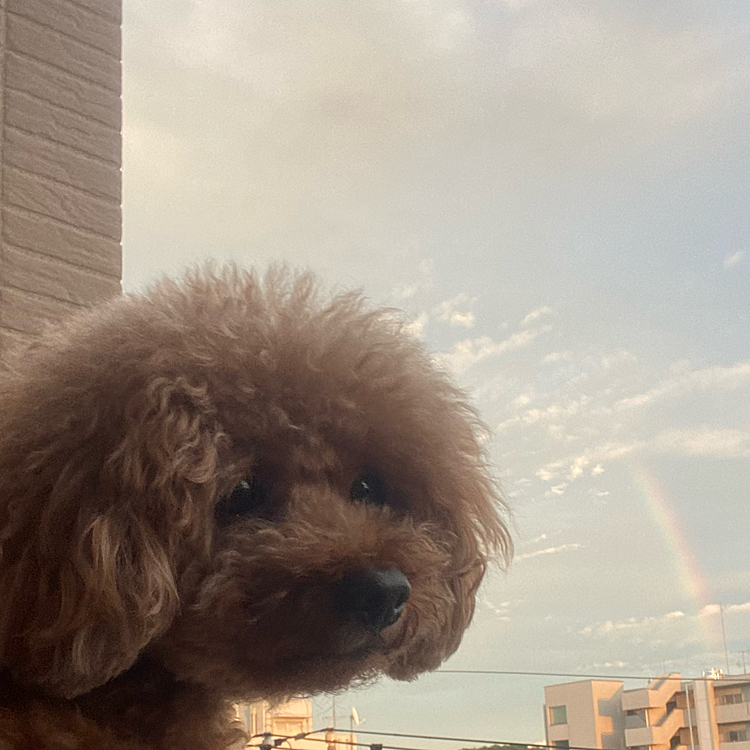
436;668;723;682
250;736;425;750
330;727;605;750
249;728;604;750
248;732;424;750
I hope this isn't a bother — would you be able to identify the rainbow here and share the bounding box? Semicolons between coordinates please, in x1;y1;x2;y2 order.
631;462;723;653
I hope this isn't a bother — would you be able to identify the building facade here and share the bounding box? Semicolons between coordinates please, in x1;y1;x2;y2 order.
544;673;750;750
544;678;626;750
235;699;356;750
236;698;314;739
0;0;123;354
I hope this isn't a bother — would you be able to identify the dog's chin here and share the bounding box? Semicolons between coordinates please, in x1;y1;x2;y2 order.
200;647;388;701
153;623;404;700
157;615;417;700
251;632;429;697
240;620;388;682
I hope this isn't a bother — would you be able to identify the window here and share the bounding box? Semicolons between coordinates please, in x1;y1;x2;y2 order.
272;720;305;736
554;742;570;749
726;730;748;743
722;694;743;705
550;705;568;725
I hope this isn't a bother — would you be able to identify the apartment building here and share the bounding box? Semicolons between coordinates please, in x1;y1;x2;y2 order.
235;698;356;750
236;697;314;739
544;673;750;750
544;678;626;750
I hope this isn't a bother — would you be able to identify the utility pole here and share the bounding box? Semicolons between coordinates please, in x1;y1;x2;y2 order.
322;696;338;750
720;603;730;674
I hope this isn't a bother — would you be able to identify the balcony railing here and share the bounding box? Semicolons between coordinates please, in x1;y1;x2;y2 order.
626;715;647;730
624;708;686;747
623;675;682;711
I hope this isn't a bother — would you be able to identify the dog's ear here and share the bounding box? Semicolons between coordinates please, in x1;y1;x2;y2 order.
439;444;513;661
0;372;221;698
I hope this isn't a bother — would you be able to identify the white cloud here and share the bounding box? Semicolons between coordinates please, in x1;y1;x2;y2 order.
394;257;437;303
533;442;641;485
568;455;590;479
515;542;582;561
530;422;749;491
433;292;477;328
543;350;573;364
650;427;750;459
397;284;418;299
615;361;750;410
450;311;476;327
599;350;639;370
441;325;552;374
478;596;511;619
536;460;567;481
581;610;686;637
404;312;429;339
526;533;548;544
516;396;589;425
699;601;750;616
496;416;522;431
663;611;686;620
521;306;554;326
536;468;554;482
723;250;745;268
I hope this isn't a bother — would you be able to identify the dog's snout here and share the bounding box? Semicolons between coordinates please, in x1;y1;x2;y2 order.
334;568;411;631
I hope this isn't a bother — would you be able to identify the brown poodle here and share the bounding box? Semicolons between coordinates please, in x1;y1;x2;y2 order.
0;266;510;749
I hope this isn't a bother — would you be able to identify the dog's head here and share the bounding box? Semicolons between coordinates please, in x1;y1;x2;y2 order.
0;267;510;700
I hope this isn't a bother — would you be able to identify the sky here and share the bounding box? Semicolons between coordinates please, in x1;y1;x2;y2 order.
122;0;750;745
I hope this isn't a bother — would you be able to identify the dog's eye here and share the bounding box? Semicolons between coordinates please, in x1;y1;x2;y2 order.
350;473;387;506
215;479;267;521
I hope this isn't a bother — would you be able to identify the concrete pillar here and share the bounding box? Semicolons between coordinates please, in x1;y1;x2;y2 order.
0;0;122;354
693;679;720;750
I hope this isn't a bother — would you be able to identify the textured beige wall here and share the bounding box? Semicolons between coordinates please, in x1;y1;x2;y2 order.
545;679;627;750
0;0;122;354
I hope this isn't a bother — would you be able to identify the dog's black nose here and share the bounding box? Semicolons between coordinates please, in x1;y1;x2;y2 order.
334;568;411;631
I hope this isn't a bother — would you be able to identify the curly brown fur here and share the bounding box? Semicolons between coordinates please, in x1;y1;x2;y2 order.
0;266;511;750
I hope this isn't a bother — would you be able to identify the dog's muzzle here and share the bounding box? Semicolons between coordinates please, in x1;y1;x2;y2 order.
334;568;411;631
